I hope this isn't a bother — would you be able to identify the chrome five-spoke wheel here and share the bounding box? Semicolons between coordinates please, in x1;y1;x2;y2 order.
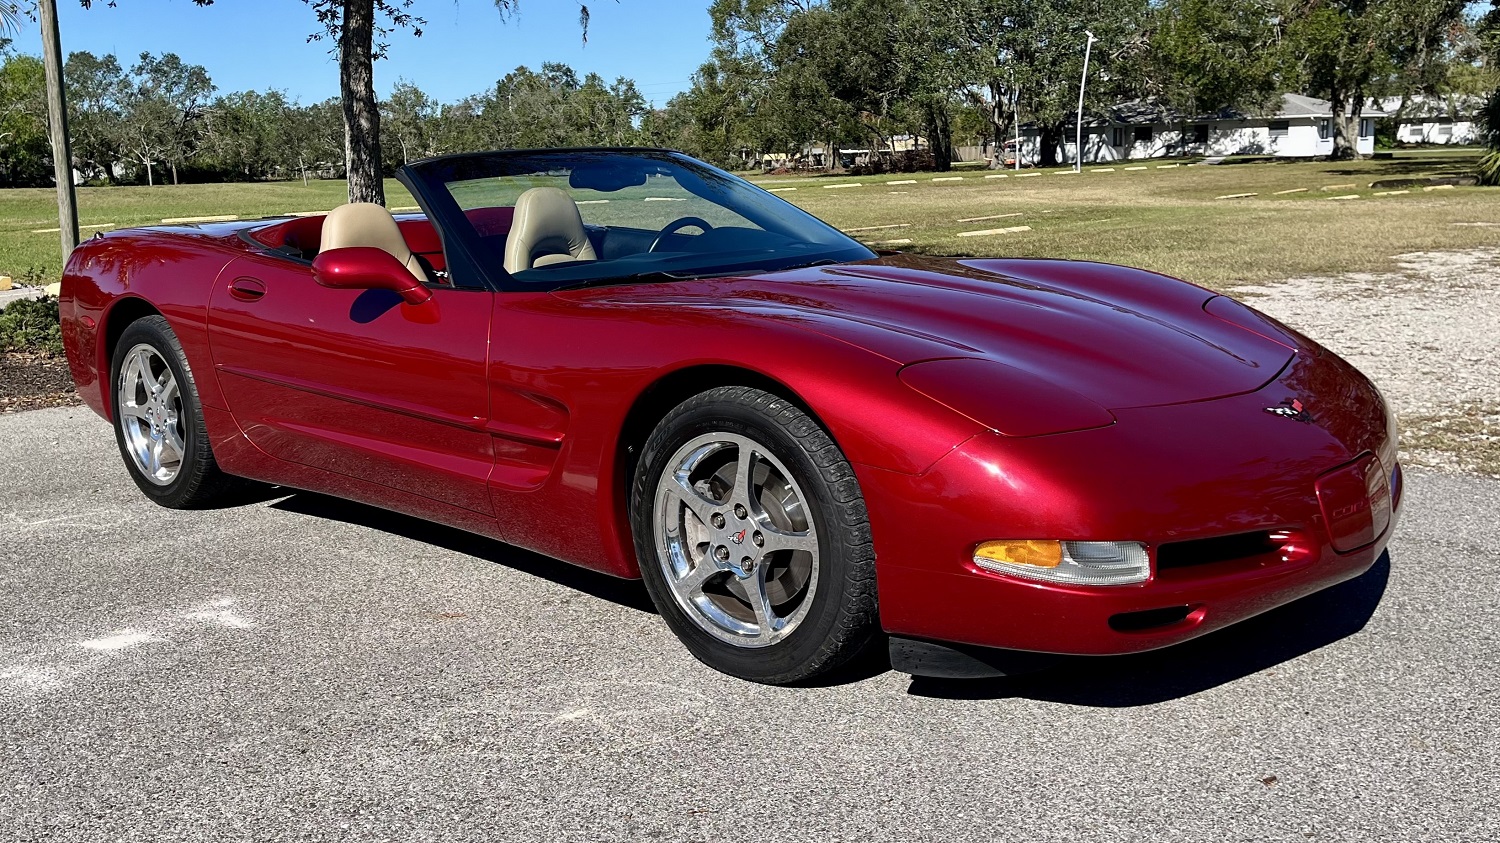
633;385;878;684
109;315;246;508
654;432;820;648
117;342;186;485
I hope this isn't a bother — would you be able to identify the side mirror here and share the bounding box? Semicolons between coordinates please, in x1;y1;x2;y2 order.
312;246;432;305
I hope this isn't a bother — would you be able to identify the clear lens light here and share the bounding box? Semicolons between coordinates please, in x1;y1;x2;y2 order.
973;540;1150;586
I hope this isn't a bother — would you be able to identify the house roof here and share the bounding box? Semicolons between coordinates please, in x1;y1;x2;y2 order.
1275;94;1333;118
1377;94;1484;119
1274;94;1387;119
1103;94;1386;126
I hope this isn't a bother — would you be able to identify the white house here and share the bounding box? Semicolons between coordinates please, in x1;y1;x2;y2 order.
1381;95;1484;145
1013;94;1384;165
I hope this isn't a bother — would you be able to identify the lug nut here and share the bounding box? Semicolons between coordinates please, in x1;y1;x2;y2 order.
711;513;725;529
753;532;764;547
714;545;730;562
734;503;748;519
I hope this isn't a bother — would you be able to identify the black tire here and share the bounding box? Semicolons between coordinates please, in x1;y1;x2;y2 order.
630;386;878;684
110;315;246;508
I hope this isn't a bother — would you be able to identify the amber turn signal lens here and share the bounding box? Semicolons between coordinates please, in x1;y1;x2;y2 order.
974;540;1064;569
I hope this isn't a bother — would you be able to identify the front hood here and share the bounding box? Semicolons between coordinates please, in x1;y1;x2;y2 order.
574;255;1297;410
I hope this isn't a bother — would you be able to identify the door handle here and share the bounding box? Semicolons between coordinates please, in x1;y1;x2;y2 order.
228;277;267;302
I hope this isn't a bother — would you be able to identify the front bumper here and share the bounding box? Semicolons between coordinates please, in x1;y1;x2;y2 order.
864;349;1400;656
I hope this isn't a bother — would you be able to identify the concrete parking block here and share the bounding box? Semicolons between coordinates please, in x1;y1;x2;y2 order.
0;285;45;310
956;225;1032;237
957;213;1023;223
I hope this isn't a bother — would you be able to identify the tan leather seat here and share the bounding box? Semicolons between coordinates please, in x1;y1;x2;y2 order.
319;203;428;284
504;187;598;273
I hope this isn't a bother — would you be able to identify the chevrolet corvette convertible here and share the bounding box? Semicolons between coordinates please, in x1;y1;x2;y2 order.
60;149;1400;684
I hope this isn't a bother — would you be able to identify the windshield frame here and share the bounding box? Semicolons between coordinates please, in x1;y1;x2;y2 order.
398;148;876;293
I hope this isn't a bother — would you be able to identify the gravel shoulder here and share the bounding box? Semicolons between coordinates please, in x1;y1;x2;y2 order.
1233;247;1500;477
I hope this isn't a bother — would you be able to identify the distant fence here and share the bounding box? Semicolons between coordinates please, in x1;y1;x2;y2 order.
954;145;986;163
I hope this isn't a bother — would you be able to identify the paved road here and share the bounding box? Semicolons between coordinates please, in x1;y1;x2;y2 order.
2;406;1496;842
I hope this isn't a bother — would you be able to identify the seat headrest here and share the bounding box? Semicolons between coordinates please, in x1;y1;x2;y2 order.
503;187;598;274
319;203;428;284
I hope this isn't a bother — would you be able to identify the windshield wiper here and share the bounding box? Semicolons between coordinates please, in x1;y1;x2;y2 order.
551;260;843;293
760;258;843;274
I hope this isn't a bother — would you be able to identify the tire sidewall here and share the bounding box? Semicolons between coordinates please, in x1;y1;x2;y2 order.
631;389;867;683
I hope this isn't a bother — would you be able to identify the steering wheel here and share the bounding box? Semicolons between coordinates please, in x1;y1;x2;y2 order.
649;216;715;252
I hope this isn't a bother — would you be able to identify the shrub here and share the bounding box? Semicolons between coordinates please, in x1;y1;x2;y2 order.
1478;91;1500;187
1478;151;1500;187
0;296;64;357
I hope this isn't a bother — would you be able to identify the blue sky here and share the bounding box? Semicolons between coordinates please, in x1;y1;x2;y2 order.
7;0;712;106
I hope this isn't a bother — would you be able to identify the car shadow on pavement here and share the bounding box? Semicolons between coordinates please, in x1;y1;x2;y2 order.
906;551;1392;706
269;492;659;615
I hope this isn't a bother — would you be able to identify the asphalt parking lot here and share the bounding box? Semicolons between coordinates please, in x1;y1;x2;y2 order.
2;406;1497;842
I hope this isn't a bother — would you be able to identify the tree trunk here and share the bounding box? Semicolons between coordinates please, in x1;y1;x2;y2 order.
1329;87;1357;161
171;160;178;185
340;0;384;205
986;79;1014;169
1040;123;1062;168
145;159;154;187
925;101;953;172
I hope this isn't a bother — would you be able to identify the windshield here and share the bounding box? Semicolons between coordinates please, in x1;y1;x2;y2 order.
404;150;875;291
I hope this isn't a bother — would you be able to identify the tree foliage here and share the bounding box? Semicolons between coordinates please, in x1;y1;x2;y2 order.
0;50;49;186
1;0;1486;189
0;46;658;187
68;0;589;203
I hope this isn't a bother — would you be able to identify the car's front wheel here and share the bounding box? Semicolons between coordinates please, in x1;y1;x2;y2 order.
111;315;246;508
631;386;878;684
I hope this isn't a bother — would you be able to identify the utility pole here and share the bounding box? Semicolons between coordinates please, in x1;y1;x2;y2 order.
1075;30;1097;174
39;0;80;260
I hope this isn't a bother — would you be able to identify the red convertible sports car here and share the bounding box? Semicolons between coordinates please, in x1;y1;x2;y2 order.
61;149;1400;684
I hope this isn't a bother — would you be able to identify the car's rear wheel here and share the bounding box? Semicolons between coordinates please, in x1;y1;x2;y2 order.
111;316;246;508
631;386;878;684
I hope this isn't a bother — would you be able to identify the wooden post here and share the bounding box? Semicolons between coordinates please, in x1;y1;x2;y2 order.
39;0;80;260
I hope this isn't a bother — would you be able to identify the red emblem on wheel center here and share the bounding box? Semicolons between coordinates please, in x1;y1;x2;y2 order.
730;529;747;545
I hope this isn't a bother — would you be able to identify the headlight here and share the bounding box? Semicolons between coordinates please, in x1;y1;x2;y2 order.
974;540;1150;585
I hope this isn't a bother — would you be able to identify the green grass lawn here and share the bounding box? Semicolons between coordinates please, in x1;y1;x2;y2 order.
0;179;416;284
750;147;1500;286
2;149;1496;288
